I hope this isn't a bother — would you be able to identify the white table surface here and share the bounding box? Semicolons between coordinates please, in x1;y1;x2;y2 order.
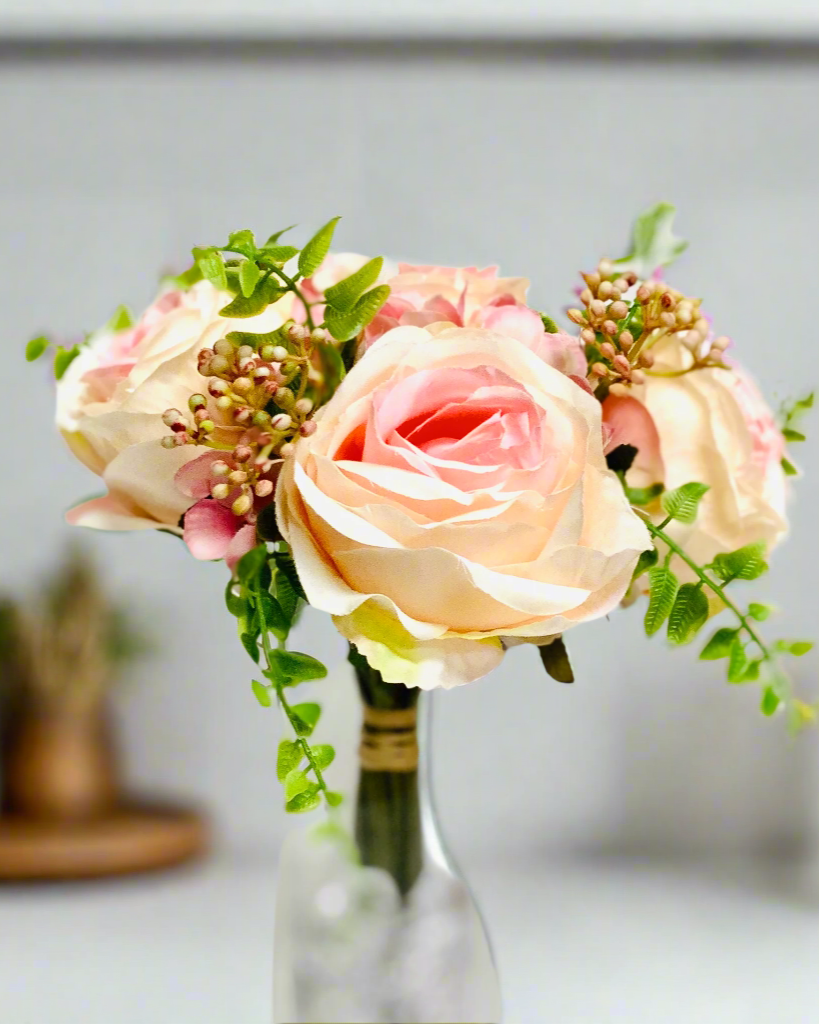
1;852;818;1024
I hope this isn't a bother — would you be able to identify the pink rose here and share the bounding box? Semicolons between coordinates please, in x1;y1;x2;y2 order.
602;335;788;574
57;280;295;537
277;323;650;689
361;264;586;376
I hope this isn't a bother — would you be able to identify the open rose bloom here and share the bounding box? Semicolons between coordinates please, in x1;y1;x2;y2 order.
277;324;650;688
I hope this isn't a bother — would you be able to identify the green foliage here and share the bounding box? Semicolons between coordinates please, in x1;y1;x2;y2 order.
667;583;709;645
781;457;799;477
240;631;260;663
108;305;135;331
761;687;781;716
264;225;296;246
539;313;559;334
227;229;256;256
251;679;272;707
324;284;391;342
709;542;768;582
324;257;383;312
266;649;327;685
775;640;814;657
644;567;680;635
537;636;574;683
748;603;772;622
299;216;341;278
311;745;336;771
291;702;321;736
260;244;300;265
286;787;322;813
239;258;261;298
273;548;307;601
277;740;303;781
726;638;750;683
780;391;813;443
284;768;311;801
325;791;344;808
661;482;710;525
626;482;664;507
614;201;688;278
54;344;81;380
219;277;286;318
700;627;739;660
25;336;50;362
194;247;228;290
632;547;659;581
783;428;806;443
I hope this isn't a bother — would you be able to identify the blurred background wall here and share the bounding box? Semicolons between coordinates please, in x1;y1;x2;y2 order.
1;15;818;868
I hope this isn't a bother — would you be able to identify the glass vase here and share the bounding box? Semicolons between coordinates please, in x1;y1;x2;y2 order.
272;652;502;1024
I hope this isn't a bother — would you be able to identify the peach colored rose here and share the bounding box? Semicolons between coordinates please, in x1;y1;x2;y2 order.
602;335;788;573
277;324;650;689
58;280;294;535
361;264;587;376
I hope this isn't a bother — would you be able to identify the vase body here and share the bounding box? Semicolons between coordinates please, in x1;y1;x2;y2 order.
273;662;502;1024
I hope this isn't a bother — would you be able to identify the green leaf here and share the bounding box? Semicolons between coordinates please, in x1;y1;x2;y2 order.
251;679;272;707
781;457;799;477
236;545;269;589
275;569;300;623
224;578;246;618
314;340;347;393
240;631;260;663
539;313;559;334
238;259;261;298
291;702;321;737
761;686;781;716
273;551;307;601
710;542;768;582
741;659;762;682
700;627;739;660
783;427;806;442
264;225;296;246
257;590;289;639
286;787;321;814
795;392;815;411
108;305;135;331
775;640;814;657
284;768;311;801
311;744;336;771
269;650;327;685
195;248;228;290
726;637;750;682
325;791;344;808
25;335;50;362
661;482;710;524
276;740;303;782
537;636;574;683
219;276;286;318
54;344;81;380
626;483;665;507
324;257;384;312
224;329;284;350
259;244;300;265
748;603;773;622
632;547;659;581
299;216;341;279
227;229;256;256
614;201;688;278
644;567;680;636
667;583;709;645
324;284;391;342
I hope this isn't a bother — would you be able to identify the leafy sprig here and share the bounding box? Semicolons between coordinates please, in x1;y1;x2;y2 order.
632;482;814;726
779;391;814;477
225;544;342;813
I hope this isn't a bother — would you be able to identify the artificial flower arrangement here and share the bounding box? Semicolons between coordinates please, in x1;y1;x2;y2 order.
28;203;814;809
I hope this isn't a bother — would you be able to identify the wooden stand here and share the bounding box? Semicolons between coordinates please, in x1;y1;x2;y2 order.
0;800;209;881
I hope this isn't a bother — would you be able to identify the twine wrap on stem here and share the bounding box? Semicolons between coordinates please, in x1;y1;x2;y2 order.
359;706;419;773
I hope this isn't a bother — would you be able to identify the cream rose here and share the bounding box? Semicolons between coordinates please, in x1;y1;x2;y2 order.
603;335;788;573
58;280;294;533
277;324;651;689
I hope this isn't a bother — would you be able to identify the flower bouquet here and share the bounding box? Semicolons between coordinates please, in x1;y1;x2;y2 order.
29;204;813;1023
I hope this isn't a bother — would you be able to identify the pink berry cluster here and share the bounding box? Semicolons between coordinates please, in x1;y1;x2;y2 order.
567;259;730;390
161;321;325;525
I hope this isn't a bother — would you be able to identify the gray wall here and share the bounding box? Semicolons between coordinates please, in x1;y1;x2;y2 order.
2;42;817;864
